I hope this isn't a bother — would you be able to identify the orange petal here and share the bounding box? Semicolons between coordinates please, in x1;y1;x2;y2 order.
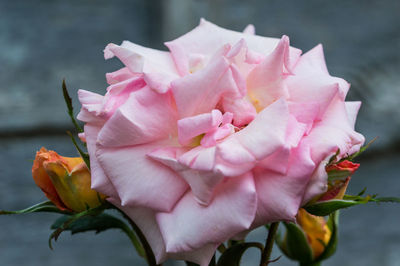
32;148;69;211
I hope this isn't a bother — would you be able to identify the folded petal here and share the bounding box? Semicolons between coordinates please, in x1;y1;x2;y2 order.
178;110;222;146
157;173;257;252
106;67;135;85
252;143;315;226
243;24;255;35
96;141;188;212
84;124;119;199
165;18;288;75
246;36;294;111
149;146;224;206
77;90;106;124
171;56;241;118
292;44;350;100
104;41;178;76
345;101;362;129
304;96;365;164
222;97;257;126
301;156;330;205
216;99;289;176
97;86;178;147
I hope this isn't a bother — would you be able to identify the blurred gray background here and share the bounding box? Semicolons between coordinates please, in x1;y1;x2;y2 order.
0;0;399;265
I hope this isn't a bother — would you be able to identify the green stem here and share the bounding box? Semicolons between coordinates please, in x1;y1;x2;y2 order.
120;223;146;257
300;262;321;266
116;208;159;266
260;222;279;266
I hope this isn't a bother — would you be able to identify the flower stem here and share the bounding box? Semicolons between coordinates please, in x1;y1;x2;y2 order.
260;222;279;266
300;262;322;266
116;208;159;266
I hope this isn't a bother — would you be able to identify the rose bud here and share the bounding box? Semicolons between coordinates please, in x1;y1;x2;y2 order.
32;147;105;212
278;208;336;265
326;160;360;180
296;208;332;259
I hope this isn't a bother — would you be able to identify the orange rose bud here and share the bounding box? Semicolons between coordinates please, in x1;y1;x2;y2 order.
297;208;332;259
326;160;360;175
32;147;105;212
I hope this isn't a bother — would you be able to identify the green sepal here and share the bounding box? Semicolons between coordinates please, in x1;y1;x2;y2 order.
217;242;263;266
0;201;71;215
305;195;400;216
327;169;352;181
62;79;83;133
305;199;360;216
51;212;145;257
280;222;313;263
315;211;339;262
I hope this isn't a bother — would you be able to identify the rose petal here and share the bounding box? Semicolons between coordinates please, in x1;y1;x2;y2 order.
216;99;289;176
177;110;222;146
97;86;177;147
84;124;119;199
252;143;315;226
156;173;257;252
96;141;188;212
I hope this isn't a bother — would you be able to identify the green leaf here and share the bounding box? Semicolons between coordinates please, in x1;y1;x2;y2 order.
67;131;90;169
51;213;145;257
315;211;339;262
305;195;400;216
48;204;106;249
0;201;71;215
217;242;263;266
305;199;361;216
62;79;83;133
281;222;313;263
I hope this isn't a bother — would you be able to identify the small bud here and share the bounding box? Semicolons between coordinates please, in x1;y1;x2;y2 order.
296;209;332;259
32;147;105;212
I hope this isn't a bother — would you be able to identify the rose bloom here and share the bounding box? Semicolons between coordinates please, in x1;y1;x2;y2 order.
77;19;364;265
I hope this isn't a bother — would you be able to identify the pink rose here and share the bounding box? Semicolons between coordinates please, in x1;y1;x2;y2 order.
77;19;364;265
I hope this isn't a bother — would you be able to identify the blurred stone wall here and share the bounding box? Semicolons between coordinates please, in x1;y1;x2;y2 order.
0;0;399;265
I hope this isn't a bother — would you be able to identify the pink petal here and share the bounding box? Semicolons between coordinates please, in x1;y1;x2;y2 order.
84;124;119;199
286;76;340;120
97;86;178;147
257;115;307;174
201;124;234;148
252;143;315;227
104;41;178;75
96;141;188;212
149;146;224;206
222;97;257;126
243;24;255;35
345;101;362;129
246;36;292;111
292;44;350;100
294;44;329;75
171;56;241;118
304;96;365;164
165;19;285;76
168;243;218;266
178;110;222;146
106;67;134;85
102;76;147;117
301;155;330;205
216;99;289;176
156;173;257;252
77;90;106;124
